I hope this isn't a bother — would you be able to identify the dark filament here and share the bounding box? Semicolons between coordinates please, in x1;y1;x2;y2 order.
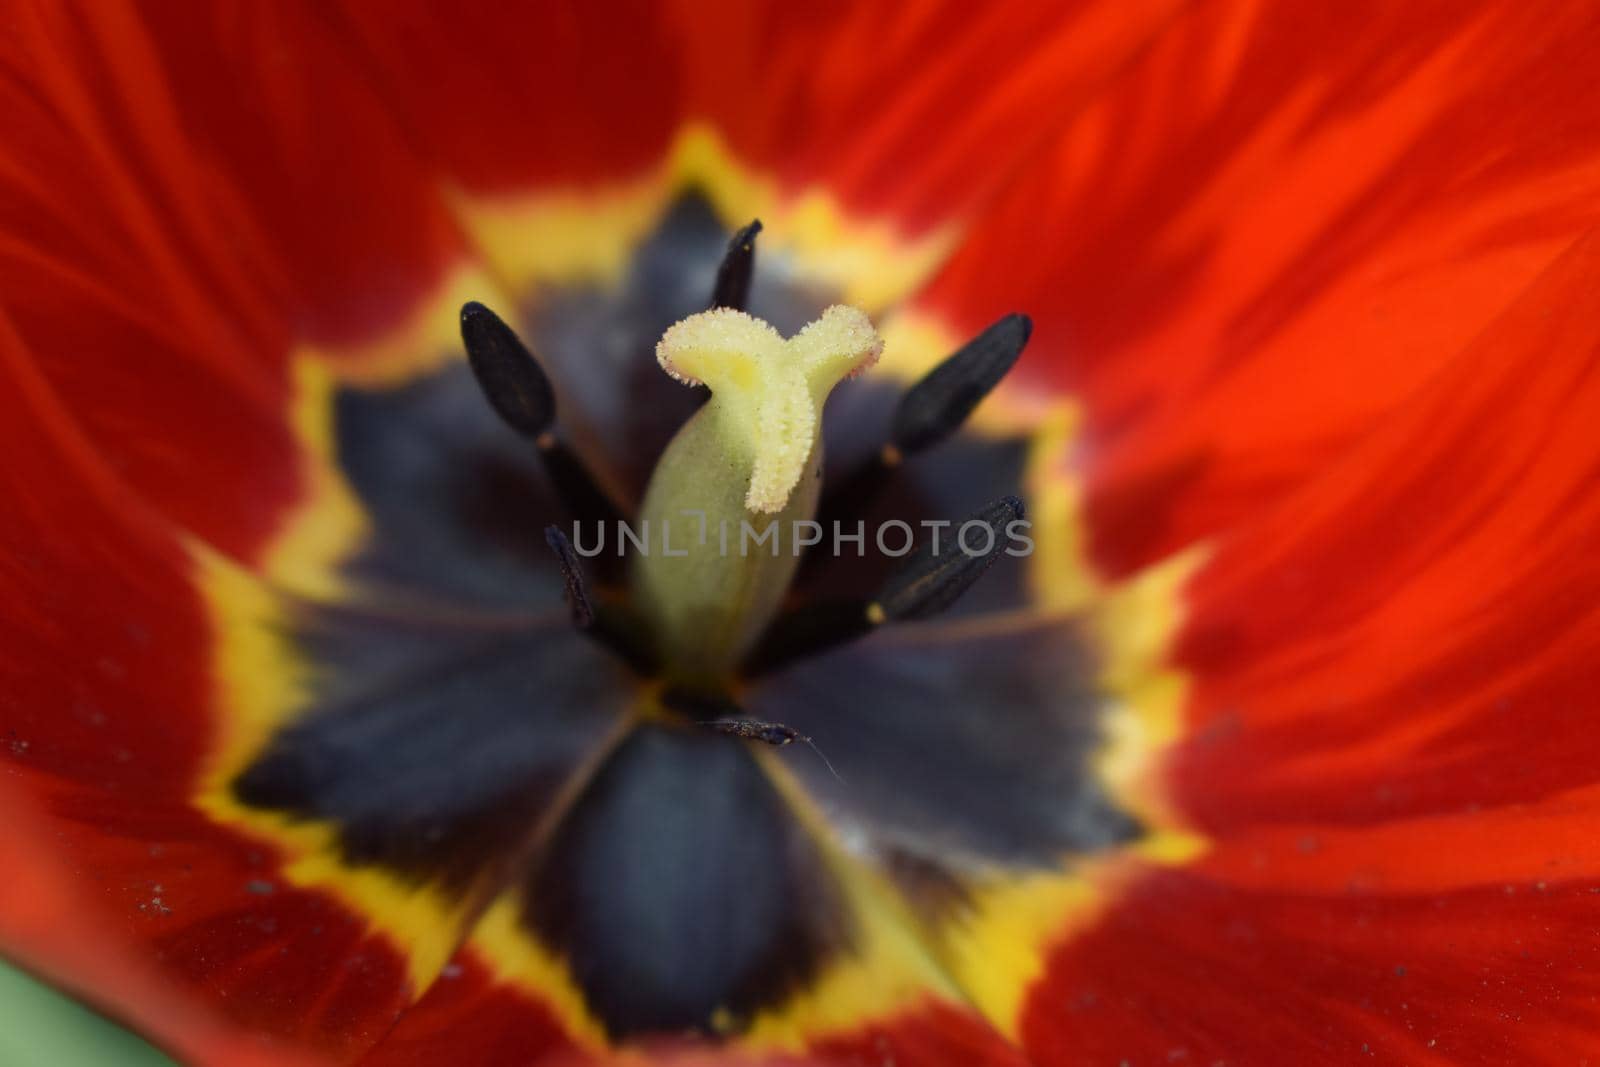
537;438;626;532
544;525;595;628
876;495;1025;621
745;496;1026;676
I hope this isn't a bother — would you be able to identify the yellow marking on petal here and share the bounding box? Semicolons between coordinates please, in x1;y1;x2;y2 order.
929;827;1204;1040
1131;827;1210;867
450;124;959;314
195;273;524;997
254;260;527;601
935;869;1098;1036
873;309;964;383
468;900;612;1054
258;359;368;601
260;263;528;602
1021;406;1095;613
894;579;1211;1042
447;182;661;293
1092;547;1211;831
333;264;506;388
194;547;468;993
739;881;953;1051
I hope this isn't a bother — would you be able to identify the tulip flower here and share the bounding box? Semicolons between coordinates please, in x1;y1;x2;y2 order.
2;3;1598;1065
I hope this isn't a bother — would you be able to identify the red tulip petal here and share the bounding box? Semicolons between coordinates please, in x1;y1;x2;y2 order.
0;3;499;562
0;777;324;1067
327;1;1191;347
0;1;480;346
1176;225;1600;831
338;0;1185;233
125;3;467;345
1024;866;1600;1065
665;0;1187;231
0;321;418;1061
917;0;1600;574
0;8;300;559
357;954;577;1067
332;1;684;196
1019;225;1600;1061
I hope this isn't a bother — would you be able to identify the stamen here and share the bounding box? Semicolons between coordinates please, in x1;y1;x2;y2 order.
460;301;556;436
813;316;1029;537
710;219;762;311
875;495;1025;620
891;314;1032;453
544;525;594;628
460;302;623;529
744;496;1025;675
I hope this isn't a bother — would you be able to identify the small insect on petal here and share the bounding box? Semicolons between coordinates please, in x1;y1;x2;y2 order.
704;717;798;745
703;718;843;782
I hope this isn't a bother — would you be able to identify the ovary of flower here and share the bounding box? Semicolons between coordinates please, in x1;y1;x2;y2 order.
655;305;883;513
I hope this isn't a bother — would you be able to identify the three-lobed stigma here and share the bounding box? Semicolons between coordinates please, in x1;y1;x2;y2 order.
653;304;883;514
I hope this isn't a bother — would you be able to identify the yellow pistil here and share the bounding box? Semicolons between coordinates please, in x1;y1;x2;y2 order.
655;306;882;513
633;305;882;682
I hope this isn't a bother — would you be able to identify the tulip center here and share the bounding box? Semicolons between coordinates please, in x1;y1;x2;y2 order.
212;191;1168;1046
452;210;1035;703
